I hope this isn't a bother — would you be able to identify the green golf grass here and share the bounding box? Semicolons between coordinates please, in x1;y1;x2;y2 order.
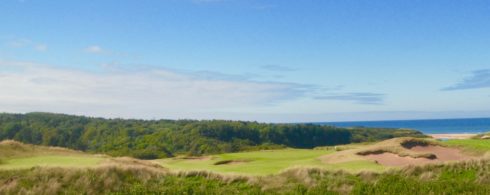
441;139;490;154
157;149;384;175
0;155;104;170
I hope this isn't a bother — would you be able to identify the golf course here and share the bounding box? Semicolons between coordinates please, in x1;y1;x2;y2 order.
2;136;488;175
0;113;489;194
1;133;490;194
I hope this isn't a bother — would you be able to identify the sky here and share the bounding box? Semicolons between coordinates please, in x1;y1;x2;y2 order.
1;0;490;122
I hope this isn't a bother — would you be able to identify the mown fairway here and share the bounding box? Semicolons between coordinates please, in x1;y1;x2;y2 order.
0;155;104;170
0;140;105;170
157;148;385;175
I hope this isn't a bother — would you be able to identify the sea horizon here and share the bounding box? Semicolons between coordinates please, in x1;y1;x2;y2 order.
319;117;490;134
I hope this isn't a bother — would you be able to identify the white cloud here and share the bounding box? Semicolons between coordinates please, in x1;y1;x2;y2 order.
6;39;47;52
84;45;104;54
8;39;31;48
0;60;307;120
34;44;48;51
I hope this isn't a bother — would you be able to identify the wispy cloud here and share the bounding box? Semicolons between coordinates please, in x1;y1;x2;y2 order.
0;60;309;119
260;65;297;72
442;69;490;91
315;92;385;105
84;45;105;54
6;38;47;52
8;39;31;48
34;44;48;51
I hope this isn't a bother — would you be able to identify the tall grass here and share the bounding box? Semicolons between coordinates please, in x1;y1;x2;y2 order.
1;159;489;194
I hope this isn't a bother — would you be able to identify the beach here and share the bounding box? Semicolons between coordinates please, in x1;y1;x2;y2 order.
429;133;477;139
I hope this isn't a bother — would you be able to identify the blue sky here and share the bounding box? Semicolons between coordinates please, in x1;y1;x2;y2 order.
1;0;490;122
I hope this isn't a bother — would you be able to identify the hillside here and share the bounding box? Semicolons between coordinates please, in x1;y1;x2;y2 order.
0;112;425;159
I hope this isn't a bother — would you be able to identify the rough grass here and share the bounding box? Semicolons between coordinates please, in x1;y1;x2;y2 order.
1;159;489;194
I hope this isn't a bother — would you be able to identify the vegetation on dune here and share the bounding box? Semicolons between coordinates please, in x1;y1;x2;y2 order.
0;159;489;194
0;112;425;159
475;131;490;137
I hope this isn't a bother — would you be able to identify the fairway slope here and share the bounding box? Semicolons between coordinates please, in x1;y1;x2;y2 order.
0;140;163;170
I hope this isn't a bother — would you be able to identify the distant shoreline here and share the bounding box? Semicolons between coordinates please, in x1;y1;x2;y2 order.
322;118;490;134
429;134;476;140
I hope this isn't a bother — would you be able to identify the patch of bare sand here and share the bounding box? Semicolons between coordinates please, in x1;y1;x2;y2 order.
214;159;251;165
410;145;468;161
365;145;474;166
364;153;432;166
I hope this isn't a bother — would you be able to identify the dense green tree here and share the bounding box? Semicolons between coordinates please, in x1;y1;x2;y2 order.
0;112;425;159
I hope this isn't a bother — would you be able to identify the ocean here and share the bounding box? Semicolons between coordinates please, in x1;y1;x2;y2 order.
320;118;490;134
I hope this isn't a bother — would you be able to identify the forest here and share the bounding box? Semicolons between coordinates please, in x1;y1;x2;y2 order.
0;112;425;159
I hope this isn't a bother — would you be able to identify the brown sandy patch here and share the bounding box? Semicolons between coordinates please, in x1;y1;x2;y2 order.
320;138;479;168
410;145;469;161
364;153;433;166
363;145;474;167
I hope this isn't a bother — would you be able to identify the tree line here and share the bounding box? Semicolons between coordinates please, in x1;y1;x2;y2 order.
0;112;425;159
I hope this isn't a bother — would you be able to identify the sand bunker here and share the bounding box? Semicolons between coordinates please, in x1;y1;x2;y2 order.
363;145;472;166
410;145;467;161
320;138;480;168
364;153;432;166
213;159;251;165
181;156;212;161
